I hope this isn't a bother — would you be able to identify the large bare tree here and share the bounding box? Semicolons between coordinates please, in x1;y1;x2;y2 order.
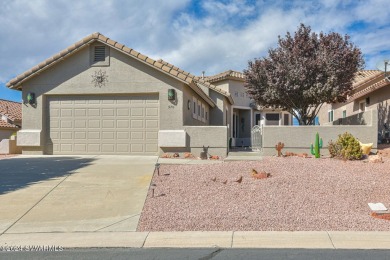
244;24;364;125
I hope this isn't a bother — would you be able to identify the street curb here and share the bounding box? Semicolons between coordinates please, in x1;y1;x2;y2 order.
1;231;390;249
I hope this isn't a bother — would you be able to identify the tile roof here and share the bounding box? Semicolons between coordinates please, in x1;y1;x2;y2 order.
6;33;234;106
203;70;245;83
0;99;22;122
0;120;20;129
349;77;390;101
157;60;234;104
352;70;383;88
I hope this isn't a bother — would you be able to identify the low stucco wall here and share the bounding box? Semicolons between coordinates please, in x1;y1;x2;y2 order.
185;126;228;158
160;126;228;158
0;138;22;154
261;109;378;156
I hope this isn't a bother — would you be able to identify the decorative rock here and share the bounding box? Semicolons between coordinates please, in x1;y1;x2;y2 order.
234;176;243;183
209;155;219;160
371;212;390;221
284;152;295;157
251;169;270;179
369;155;383;163
161;153;171;158
378;149;390;158
184;152;194;158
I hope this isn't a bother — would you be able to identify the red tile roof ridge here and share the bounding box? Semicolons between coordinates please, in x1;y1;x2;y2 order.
203;70;245;83
5;33;223;106
157;59;233;103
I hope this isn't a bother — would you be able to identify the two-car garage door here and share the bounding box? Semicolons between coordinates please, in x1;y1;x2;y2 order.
46;95;159;155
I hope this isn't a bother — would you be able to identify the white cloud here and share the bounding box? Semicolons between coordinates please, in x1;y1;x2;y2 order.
0;0;389;89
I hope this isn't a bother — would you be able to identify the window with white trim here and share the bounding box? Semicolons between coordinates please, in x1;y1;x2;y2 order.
359;101;366;112
328;110;334;122
197;100;201;120
201;104;205;122
192;97;197;119
342;110;347;118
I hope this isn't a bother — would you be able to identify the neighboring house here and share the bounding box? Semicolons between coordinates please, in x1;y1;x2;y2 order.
6;32;290;156
0;99;22;141
318;70;390;137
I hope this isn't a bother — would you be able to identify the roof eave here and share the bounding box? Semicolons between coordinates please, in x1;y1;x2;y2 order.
189;82;216;107
347;79;390;103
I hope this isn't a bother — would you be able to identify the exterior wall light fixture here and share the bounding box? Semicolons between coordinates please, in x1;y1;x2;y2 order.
168;89;176;101
27;92;36;105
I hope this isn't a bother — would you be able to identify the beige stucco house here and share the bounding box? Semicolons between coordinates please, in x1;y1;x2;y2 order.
0;99;21;141
318;70;390;142
6;32;291;156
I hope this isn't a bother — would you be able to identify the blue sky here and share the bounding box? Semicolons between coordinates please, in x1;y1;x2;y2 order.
1;0;389;102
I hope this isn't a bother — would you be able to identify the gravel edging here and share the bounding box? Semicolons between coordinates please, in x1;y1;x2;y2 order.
138;156;390;231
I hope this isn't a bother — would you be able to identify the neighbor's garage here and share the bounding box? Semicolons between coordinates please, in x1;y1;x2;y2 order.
46;94;159;155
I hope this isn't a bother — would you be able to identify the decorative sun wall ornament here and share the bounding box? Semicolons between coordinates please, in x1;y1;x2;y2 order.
91;69;108;87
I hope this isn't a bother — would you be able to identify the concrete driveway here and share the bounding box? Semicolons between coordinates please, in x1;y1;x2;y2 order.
0;155;157;234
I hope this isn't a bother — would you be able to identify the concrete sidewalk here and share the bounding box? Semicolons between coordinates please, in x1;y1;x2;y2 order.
1;231;390;249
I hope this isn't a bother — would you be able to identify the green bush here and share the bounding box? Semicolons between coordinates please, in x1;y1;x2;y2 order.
328;132;363;160
328;141;342;158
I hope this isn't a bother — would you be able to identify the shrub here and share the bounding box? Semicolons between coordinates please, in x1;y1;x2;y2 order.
328;140;342;158
328;132;363;160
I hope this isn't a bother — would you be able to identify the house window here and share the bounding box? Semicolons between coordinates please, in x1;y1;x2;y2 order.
342;110;347;118
255;113;261;125
192;97;197;119
284;114;289;126
201;104;205;122
359;101;366;112
197;100;201;120
328;110;334;122
265;113;280;126
234;92;238;97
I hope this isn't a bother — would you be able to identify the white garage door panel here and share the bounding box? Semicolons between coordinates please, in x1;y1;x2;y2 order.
46;95;159;155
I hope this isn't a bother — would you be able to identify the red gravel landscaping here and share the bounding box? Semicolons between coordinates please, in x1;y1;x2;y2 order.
138;155;390;231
